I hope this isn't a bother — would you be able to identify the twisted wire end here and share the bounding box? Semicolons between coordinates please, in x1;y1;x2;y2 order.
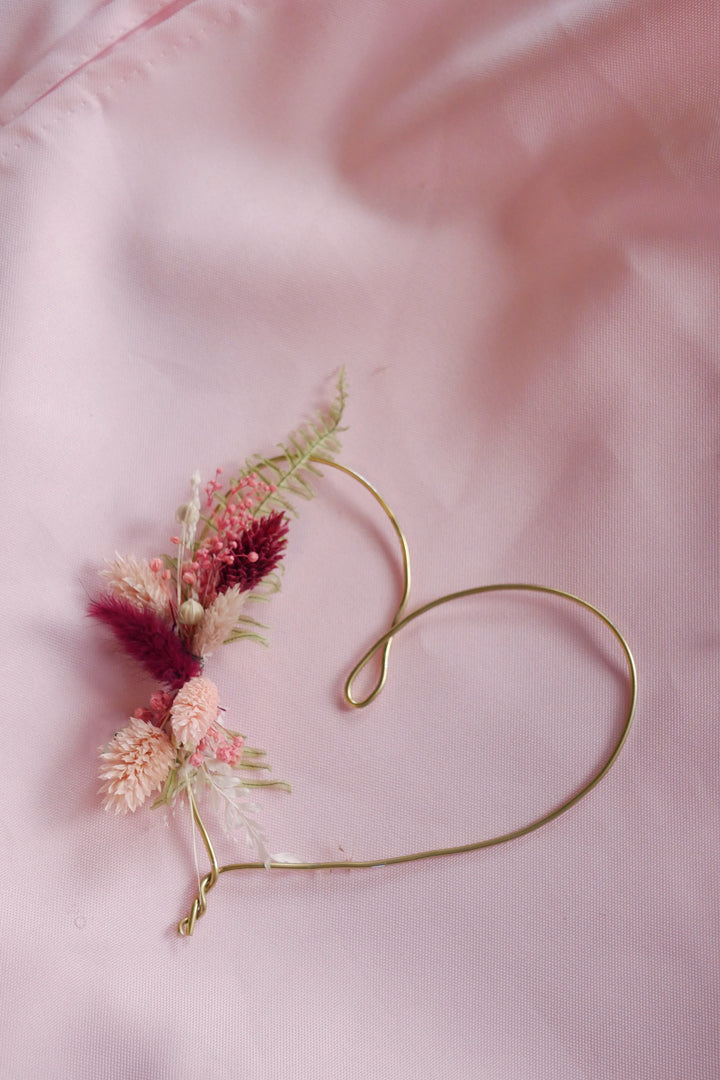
177;868;217;936
177;912;194;936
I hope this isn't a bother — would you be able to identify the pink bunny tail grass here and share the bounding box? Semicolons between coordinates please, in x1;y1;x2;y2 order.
170;676;219;748
192;585;245;656
99;717;176;813
89;595;202;689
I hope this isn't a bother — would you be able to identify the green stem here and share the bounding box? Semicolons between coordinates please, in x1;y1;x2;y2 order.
242;779;291;791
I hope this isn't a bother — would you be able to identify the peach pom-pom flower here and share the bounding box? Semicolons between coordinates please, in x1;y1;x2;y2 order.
170;676;219;748
99;717;176;813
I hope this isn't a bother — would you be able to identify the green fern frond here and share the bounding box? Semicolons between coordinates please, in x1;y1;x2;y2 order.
245;369;347;518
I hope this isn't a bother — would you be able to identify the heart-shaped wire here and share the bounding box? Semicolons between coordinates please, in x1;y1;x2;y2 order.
177;456;637;936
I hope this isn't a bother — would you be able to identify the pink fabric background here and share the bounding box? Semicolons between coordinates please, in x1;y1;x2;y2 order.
1;1;718;1076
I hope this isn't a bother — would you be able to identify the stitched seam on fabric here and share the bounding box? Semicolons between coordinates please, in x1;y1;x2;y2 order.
0;2;172;126
0;0;209;129
0;1;245;163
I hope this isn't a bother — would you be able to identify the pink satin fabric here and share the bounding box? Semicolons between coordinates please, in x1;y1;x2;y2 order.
1;2;718;1077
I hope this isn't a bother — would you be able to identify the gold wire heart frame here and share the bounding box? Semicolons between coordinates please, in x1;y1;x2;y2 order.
178;457;637;935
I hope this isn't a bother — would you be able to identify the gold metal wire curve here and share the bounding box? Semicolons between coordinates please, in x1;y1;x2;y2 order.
177;461;637;935
271;455;413;707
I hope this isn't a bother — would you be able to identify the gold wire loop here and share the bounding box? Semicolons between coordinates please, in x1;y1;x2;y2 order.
269;456;412;707
178;459;637;935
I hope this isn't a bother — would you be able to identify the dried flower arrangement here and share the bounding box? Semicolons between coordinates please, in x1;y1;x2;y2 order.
90;375;346;865
89;373;638;938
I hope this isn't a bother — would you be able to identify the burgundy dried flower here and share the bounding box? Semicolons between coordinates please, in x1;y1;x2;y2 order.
89;595;202;689
215;511;289;594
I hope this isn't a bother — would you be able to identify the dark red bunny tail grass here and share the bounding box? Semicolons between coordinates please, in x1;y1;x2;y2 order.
89;595;202;689
215;510;290;595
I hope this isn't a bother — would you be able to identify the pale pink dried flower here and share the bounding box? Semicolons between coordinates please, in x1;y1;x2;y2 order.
99;717;176;814
170;676;219;748
192;585;246;656
101;555;171;617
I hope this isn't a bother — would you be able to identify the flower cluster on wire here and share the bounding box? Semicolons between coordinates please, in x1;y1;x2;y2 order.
90;377;346;862
90;469;292;860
